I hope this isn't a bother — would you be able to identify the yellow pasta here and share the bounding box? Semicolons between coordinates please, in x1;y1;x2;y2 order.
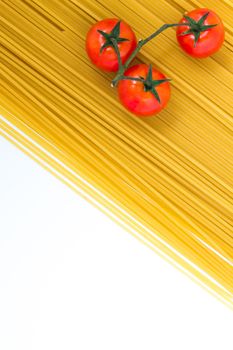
0;0;232;307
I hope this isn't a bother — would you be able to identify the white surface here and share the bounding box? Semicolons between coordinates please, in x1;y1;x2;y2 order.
0;135;232;350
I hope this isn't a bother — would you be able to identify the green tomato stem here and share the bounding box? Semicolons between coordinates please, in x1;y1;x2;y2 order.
111;22;190;87
110;38;123;71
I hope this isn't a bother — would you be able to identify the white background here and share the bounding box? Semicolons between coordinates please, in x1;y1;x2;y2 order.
0;135;233;350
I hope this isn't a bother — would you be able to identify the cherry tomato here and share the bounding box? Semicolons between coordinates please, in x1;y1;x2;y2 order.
176;8;225;58
118;64;171;116
86;18;137;72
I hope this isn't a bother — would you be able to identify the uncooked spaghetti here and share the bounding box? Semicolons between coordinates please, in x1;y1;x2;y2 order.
0;0;232;307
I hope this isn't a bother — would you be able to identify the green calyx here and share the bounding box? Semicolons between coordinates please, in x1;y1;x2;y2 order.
143;65;171;104
179;12;218;47
98;21;129;53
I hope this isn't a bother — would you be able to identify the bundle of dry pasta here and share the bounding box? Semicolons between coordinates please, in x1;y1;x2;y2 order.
0;0;232;307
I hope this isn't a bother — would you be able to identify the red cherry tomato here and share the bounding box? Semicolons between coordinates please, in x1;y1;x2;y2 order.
176;8;225;58
86;18;137;72
118;64;171;117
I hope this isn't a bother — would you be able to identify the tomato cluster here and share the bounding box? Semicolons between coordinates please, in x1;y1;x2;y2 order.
86;9;225;117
